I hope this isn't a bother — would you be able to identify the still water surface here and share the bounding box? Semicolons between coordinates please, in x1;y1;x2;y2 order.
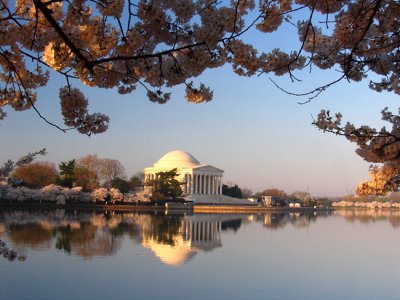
1;209;400;300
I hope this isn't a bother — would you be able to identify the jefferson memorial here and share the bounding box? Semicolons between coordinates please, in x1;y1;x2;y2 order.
145;150;223;196
144;150;250;204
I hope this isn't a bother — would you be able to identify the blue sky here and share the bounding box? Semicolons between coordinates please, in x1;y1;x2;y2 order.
1;7;398;197
2;62;397;197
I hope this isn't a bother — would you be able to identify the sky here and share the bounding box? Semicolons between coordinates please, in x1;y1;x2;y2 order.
1;6;399;197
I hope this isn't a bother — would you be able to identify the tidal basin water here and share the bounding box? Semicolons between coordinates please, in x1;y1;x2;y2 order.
1;209;400;300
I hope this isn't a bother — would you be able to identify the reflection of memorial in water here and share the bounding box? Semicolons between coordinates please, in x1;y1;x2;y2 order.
0;210;245;264
140;215;244;266
1;210;353;264
182;217;222;251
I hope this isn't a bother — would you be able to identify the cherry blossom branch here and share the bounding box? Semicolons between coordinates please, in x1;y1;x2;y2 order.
0;49;67;132
32;0;92;69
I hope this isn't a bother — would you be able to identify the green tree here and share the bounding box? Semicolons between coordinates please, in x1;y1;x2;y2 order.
148;169;183;201
111;177;131;194
129;173;144;191
222;184;243;199
56;160;76;188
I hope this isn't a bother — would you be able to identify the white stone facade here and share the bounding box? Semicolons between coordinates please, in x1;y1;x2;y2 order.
144;150;224;196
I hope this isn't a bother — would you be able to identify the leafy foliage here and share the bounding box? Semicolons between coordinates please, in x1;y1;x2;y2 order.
111;177;131;194
148;168;183;200
56;159;76;188
222;184;243;199
129;173;144;191
12;161;58;188
74;167;99;192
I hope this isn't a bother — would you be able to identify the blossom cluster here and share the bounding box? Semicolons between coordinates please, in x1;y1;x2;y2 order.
89;187;124;202
316;108;400;161
314;110;342;132
314;108;400;195
0;0;398;134
59;86;109;135
332;201;400;209
185;82;213;103
356;163;400;196
0;183;127;204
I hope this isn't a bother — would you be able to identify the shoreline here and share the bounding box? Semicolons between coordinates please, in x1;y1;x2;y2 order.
192;205;332;214
0;201;333;214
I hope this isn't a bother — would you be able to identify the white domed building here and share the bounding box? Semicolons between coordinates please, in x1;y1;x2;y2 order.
144;150;223;198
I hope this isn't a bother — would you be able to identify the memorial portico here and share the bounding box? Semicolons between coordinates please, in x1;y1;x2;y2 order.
144;150;224;197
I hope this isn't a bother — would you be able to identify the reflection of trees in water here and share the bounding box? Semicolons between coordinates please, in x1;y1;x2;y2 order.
8;223;53;250
0;210;236;264
0;209;338;262
55;226;72;253
128;213;184;246
1;211;127;258
221;219;242;232
335;209;400;228
146;214;183;246
109;221;139;238
69;228;122;259
0;210;188;259
261;212;331;230
54;222;119;259
290;213;318;228
55;223;97;254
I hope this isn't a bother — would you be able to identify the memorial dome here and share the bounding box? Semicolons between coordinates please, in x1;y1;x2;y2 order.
154;150;200;169
144;150;224;200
